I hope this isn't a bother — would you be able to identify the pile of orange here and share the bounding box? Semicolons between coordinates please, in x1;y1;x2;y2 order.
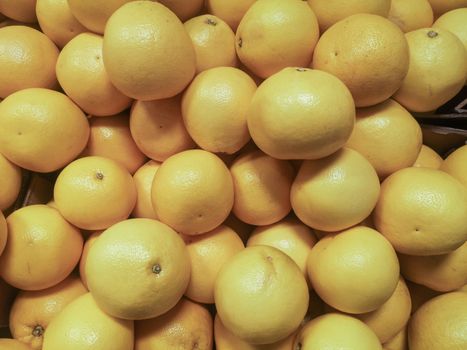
0;1;466;350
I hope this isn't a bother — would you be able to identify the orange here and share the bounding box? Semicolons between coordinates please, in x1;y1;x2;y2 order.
427;0;467;18
151;149;234;235
0;152;21;211
9;275;87;350
0;339;32;350
440;144;467;187
230;149;294;226
383;328;408;350
81;113;146;174
85;218;191;320
223;213;255;244
346;99;423;179
399;242;467;292
103;1;196;100
0;278;16;327
393;28;466;112
54;156;137;230
247;67;355;160
413;144;443;169
56;33;132;117
158;0;204;22
130;96;196;161
307;226;400;314
182;67;256;154
236;0;319;78
205;0;256;31
291;148;380;232
131;160;161;220
0;26;58;98
183;225;244;304
35;0;87;48
0;0;37;23
184;15;238;73
374;167;467;255
388;0;434;33
135;298;213;349
0;205;83;290
78;230;102;289
0;88;89;173
42;293;134;350
294;313;382;350
307;0;391;32
215;245;309;345
434;8;467;54
406;281;441;315
408;292;467;350
313;14;409;107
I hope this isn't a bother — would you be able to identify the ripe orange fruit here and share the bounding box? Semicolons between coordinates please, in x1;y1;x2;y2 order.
152;150;234;235
9;275;87;350
206;0;256;31
230;149;294;226
0;339;32;350
35;0;87;48
413;145;443;169
183;225;244;304
130;96;196;161
434;8;467;54
132;160;161;220
182;67;256;154
427;0;467;18
236;0;319;78
0;88;89;172
0;0;37;23
308;226;400;314
56;33;132;117
103;1;196;100
184;15;238;73
81;113;146;174
0;205;83;290
393;28;466;112
292;148;380;232
135;298;213;349
78;230;102;289
440;144;467;187
158;0;204;22
313;14;409;107
247;67;355;160
54;156;137;230
374;167;467;255
346;99;423;179
0;26;58;98
85;219;191;320
215;245;309;345
388;0;434;32
0;153;21;211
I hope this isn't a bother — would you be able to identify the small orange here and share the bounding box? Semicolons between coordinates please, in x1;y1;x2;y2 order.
0;152;21;211
413;145;443;169
388;0;434;33
0;0;37;23
132;160;161;220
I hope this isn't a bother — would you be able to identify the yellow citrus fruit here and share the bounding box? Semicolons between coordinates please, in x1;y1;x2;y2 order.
0;152;21;211
0;88;89;172
247;67;355;160
151;149;234;235
230;149;294;226
399;242;467;292
346;99;423;179
184;15;238;73
56;33;132;117
393;28;467;112
0;211;6;258
0;205;83;290
132;160;161;220
85;218;191;320
374;167;467;255
206;0;256;31
182;67;256;154
434;8;467;53
0;339;32;350
81;113;146;174
130;96;196;161
78;230;102;289
427;0;467;18
9;275;87;350
0;25;58;98
135;298;213;350
42;293;134;350
388;0;434;32
54;156;137;230
292;148;380;232
408;291;467;350
35;0;87;48
307;0;391;32
103;1;196;100
236;0;319;78
383;328;408;350
183;225;244;304
0;0;37;22
413;145;443;169
313;14;409;107
440;144;467;187
294;313;382;350
406;281;441;315
158;0;204;22
215;245;309;345
308;226;400;314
